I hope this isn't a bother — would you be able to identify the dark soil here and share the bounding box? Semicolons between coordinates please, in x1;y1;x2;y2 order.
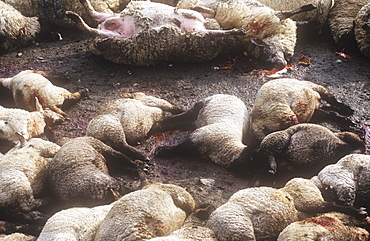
1;26;370;235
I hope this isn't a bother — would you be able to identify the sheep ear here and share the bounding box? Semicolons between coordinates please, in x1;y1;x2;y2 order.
278;3;316;20
35;97;44;113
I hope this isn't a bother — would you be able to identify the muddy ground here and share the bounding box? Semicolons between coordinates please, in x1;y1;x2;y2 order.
0;26;370;235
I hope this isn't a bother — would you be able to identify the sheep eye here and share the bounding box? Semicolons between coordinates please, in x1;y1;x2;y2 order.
4;121;7;125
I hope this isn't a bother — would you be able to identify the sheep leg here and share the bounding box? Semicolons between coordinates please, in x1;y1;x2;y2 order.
153;138;201;158
279;4;317;20
77;0;112;22
303;202;368;220
148;101;204;135
311;109;357;131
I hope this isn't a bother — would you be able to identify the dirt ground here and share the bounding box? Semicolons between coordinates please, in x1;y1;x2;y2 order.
1;25;370;235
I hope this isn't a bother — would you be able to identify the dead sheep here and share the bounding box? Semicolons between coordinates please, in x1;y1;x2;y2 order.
0;138;60;223
176;0;316;69
0;100;66;146
0;1;40;53
37;204;113;241
86;92;183;162
0;70;88;116
206;177;367;241
258;123;365;177
277;212;370;241
65;0;245;66
312;154;370;208
328;0;368;54
154;94;253;171
2;0;123;28
0;232;36;241
94;182;196;240
48;136;142;208
251;78;355;143
355;3;370;58
257;0;334;25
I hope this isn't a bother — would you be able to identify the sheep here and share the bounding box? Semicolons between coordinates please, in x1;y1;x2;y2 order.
206;177;368;241
0;70;88;116
258;123;365;177
0;99;66;146
328;0;368;54
250;78;355;143
94;182;196;240
0;232;36;241
0;1;40;54
312;154;370;208
37;204;113;241
47;136;143;208
65;0;246;66
0;138;60;223
154;94;254;172
355;3;370;59
176;0;317;69
257;0;334;25
277;212;370;241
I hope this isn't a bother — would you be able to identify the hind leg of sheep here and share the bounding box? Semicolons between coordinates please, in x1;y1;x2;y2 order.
148;102;204;135
154;138;201;158
311;109;358;131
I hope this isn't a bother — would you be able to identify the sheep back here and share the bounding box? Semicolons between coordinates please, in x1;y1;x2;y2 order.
0;1;40;53
147;226;217;240
206;186;299;241
94;183;195;240
277;212;370;241
355;3;370;58
90;25;226;65
251;79;322;141
37;204;113;241
48;136;121;207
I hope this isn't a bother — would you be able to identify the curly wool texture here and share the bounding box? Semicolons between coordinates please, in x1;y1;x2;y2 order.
87;92;182;146
38;204;113;241
259;123;365;174
147;226;217;241
355;3;370;58
258;0;334;24
177;0;297;63
90;25;231;66
277;212;369;241
0;232;36;241
0;138;60;212
186;94;250;167
328;0;368;44
251;78;339;141
0;70;85;116
0;1;40;53
313;154;370;207
94;183;196;240
207;178;328;241
48;136;125;207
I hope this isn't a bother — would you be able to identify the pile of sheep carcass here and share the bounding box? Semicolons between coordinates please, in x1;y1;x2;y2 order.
2;0;369;66
0;67;370;240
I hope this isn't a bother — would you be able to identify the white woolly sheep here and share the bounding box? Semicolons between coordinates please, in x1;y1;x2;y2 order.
258;123;366;176
277;212;369;241
66;0;246;66
0;138;60;223
176;0;317;69
312;154;370;208
328;0;368;54
0;70;88;116
0;1;40;53
0;232;36;241
154;94;253;172
355;3;370;58
48;136;142;208
258;0;333;26
251;78;355;143
37;204;113;241
94;182;196;240
206;177;367;241
0;100;66;146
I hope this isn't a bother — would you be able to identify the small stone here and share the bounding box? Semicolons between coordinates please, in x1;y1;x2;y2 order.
200;178;215;186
